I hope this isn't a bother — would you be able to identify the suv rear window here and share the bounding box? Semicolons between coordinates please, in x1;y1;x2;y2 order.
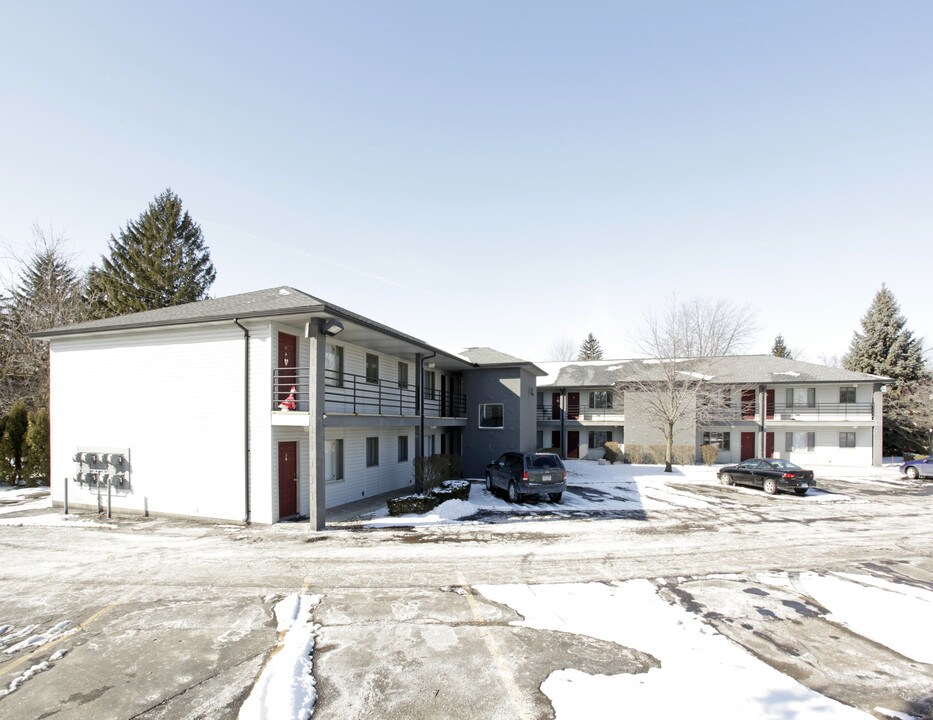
531;455;562;469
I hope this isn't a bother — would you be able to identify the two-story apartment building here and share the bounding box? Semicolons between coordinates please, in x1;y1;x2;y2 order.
535;356;887;466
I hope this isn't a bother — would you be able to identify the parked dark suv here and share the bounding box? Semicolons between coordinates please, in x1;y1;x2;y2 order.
485;452;567;503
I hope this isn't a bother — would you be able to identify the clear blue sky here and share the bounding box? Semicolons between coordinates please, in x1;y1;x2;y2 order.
1;1;930;363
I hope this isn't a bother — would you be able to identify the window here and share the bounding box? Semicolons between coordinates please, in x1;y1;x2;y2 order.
839;431;856;448
702;431;731;450
588;430;614;449
785;431;815;452
366;354;379;384
398;362;409;389
325;344;344;387
423;370;436;400
839;386;856;404
366;437;379;466
588;391;613;409
325;439;344;482
536;430;543;448
786;388;815;407
397;435;408;462
479;403;504;428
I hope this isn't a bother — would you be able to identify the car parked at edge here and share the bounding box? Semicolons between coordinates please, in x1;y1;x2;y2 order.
900;456;933;480
717;458;815;495
485;452;567;503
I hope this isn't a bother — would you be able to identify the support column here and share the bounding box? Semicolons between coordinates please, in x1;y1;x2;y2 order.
757;384;767;457
872;386;884;467
309;325;327;531
559;388;567;460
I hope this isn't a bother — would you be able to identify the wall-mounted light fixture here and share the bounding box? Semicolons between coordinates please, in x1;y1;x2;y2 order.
319;319;344;337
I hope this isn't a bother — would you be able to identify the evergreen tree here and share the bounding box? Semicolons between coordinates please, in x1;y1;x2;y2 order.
2;401;29;483
844;285;930;453
0;228;86;411
578;333;604;361
23;408;50;486
88;189;216;318
771;333;792;359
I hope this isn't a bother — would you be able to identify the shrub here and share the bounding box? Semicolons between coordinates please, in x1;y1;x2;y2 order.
23;408;50;486
603;442;622;464
649;445;667;464
700;444;719;466
387;480;471;516
672;445;695;465
624;444;647;464
1;402;29;484
414;454;462;492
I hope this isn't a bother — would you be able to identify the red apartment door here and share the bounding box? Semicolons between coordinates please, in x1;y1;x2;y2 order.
278;441;298;519
278;332;297;404
567;392;580;420
551;394;561;420
567;431;580;459
740;432;755;461
551;430;561;450
765;432;775;458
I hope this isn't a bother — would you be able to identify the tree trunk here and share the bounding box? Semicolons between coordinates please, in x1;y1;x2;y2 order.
665;421;674;472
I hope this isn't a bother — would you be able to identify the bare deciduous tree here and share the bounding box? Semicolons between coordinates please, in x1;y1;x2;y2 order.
620;296;756;472
547;336;577;361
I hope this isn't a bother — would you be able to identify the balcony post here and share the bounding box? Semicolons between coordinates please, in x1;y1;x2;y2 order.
872;385;884;467
308;324;327;531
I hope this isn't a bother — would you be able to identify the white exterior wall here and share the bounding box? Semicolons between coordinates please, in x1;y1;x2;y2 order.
50;324;252;522
774;426;873;466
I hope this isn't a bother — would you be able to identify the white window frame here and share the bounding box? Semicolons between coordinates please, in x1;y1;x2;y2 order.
839;431;856;448
366;436;379;466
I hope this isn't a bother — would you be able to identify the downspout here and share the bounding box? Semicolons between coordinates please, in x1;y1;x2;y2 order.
234;319;251;524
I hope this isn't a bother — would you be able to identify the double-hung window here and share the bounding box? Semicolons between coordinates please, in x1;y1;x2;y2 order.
398;362;409;389
366;437;379;466
839;387;856;404
397;435;409;462
839;431;856;448
479;403;504;428
785;432;815;452
325;344;344;387
702;431;731;450
366;354;379;384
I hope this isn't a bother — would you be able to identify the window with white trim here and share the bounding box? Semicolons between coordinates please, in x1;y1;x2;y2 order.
839;431;856;448
785;431;815;452
588;430;614;449
786;387;815;407
325;439;344;482
325;344;344;387
479;403;504;428
366;437;379;466
839;386;856;403
366;354;379;384
398;362;409;389
702;431;731;450
397;435;408;462
588;391;613;409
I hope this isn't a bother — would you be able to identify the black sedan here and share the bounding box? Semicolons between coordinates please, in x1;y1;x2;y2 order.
717;458;815;496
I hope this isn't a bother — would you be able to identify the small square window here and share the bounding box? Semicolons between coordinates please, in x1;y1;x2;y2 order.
479;403;504;428
839;387;856;404
839;431;856;448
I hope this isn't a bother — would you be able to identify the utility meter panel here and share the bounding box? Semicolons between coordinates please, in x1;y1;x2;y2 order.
73;447;131;490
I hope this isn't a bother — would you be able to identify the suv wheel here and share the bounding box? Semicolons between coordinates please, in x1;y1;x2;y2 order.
485;473;493;492
508;481;521;503
548;492;562;503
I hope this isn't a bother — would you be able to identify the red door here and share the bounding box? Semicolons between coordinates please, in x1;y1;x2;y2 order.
765;432;774;458
278;332;297;405
567;431;580;459
567;393;580;420
278;441;298;519
740;432;755;461
551;394;561;420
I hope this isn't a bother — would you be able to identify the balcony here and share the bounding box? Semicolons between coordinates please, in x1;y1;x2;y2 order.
273;368;466;418
537;405;625;423
708;402;874;423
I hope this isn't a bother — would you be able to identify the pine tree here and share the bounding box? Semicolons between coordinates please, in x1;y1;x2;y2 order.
844;285;930;453
771;334;792;359
578;333;604;361
0;228;86;411
88;189;216;318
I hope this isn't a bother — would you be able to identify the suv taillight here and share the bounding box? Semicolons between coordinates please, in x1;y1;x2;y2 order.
521;470;528;480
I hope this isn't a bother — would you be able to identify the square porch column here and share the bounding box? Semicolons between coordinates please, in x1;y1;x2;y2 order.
308;325;326;531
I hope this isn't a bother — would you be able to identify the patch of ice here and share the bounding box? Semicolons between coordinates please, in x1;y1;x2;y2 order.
4;620;73;654
875;708;921;720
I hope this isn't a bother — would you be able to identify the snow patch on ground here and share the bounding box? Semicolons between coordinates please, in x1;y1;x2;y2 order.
875;708;922;720
475;579;874;719
0;513;116;528
3;620;73;654
0;647;69;699
239;593;322;720
795;572;933;664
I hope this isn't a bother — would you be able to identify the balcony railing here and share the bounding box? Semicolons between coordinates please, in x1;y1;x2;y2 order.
708;402;874;422
537;406;625;422
273;368;466;418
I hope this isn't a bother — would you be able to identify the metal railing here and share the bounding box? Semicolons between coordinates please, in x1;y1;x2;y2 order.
273;368;466;418
537;405;625;422
708;402;874;422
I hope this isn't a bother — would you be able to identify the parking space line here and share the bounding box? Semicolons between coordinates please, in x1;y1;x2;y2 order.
457;572;534;720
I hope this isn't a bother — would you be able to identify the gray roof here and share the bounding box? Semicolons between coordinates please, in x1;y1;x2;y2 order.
31;286;473;368
536;355;889;387
458;347;546;376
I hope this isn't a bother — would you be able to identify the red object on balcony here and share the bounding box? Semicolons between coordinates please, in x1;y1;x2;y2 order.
278;387;296;411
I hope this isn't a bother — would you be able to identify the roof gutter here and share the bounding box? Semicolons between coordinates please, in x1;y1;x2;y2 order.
234;319;251;524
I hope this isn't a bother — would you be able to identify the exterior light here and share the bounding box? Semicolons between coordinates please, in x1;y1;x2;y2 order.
320;319;344;336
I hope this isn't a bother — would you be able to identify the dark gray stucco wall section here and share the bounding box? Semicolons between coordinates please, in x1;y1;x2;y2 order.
461;367;538;478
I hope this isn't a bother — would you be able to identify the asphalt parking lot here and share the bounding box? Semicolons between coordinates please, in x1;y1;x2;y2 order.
0;465;931;719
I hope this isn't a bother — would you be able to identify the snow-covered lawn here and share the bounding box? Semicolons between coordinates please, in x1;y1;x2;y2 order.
360;459;886;527
0;486;51;516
